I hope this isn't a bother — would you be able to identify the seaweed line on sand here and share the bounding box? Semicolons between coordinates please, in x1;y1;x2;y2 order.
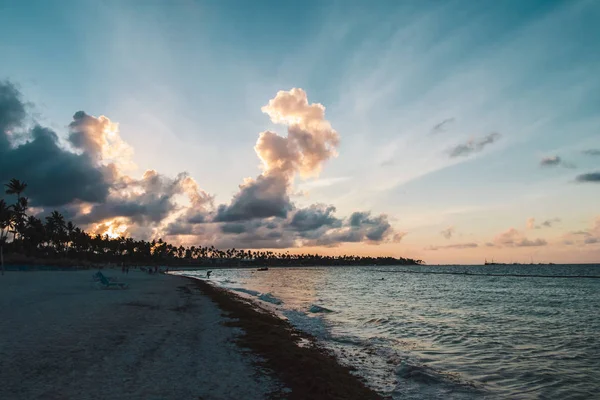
184;277;384;400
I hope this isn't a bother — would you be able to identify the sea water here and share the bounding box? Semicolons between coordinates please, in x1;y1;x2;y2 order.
178;265;600;399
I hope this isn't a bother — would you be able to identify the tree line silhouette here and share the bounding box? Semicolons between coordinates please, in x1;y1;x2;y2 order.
0;179;422;271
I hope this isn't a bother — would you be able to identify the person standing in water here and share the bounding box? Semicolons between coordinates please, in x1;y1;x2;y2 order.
206;270;212;279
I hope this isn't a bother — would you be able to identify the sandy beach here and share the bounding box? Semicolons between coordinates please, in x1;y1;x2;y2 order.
0;269;382;400
0;270;280;400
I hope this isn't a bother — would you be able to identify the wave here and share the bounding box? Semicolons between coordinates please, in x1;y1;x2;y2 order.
229;287;261;297
258;292;283;305
283;309;330;339
309;304;334;313
365;317;391;325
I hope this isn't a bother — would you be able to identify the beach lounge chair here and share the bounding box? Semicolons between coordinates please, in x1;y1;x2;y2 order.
93;271;129;289
92;271;118;282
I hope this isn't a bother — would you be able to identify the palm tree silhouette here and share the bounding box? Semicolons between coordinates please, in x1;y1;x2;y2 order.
0;199;15;274
5;178;27;199
0;178;421;269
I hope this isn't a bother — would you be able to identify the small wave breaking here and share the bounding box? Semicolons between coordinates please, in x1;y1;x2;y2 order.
309;304;334;313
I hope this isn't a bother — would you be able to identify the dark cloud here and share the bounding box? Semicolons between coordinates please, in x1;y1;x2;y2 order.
221;223;249;234
214;175;293;222
584;237;598;245
575;172;600;183
0;81;112;207
540;218;561;228
440;226;455;239
539;155;575;168
289;204;341;232
0;80;27;150
431;118;455;134
187;212;208;224
448;132;501;158
349;211;370;227
582;149;600;156
313;212;393;246
426;243;478;250
0;126;110;207
167;205;396;249
74;171;210;229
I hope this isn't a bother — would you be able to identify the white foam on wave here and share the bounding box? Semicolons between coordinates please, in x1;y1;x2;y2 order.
308;304;334;313
258;293;283;305
229;287;261;297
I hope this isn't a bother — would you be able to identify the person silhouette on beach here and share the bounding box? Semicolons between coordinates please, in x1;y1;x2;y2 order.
206;270;212;279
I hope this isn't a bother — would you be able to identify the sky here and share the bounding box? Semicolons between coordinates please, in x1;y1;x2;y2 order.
1;0;599;264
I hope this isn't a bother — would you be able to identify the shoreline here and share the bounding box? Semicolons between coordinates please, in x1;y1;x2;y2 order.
0;269;382;400
184;276;383;400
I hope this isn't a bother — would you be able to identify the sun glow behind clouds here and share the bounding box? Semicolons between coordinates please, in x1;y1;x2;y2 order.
90;218;129;239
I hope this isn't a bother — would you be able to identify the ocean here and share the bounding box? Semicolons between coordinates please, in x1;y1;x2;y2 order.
177;264;600;399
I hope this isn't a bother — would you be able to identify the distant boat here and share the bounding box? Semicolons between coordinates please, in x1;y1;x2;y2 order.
257;267;269;271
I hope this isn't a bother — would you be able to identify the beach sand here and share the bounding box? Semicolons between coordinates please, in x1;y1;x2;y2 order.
0;269;383;400
0;270;280;400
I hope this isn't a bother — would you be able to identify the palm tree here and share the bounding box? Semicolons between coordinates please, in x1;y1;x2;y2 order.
0;199;14;275
45;211;67;252
4;179;28;242
11;196;28;241
5;178;27;199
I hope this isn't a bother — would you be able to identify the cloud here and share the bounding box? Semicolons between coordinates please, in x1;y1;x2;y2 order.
540;218;561;228
214;174;292;222
288;204;341;232
540;155;561;167
431;118;455;134
528;217;560;229
571;230;591;237
575;172;600;183
2;81;405;249
392;232;407;242
0;80;27;150
440;226;455;239
215;88;339;222
562;217;600;246
74;171;211;227
311;212;394;246
582;149;600;156
0;82;111;207
68;111;135;171
426;242;478;250
494;228;547;247
539;155;575;168
0;80;214;236
448;132;501;158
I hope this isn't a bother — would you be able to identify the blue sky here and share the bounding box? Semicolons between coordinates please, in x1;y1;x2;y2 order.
1;0;599;263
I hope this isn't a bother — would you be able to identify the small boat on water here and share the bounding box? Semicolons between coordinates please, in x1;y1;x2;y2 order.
257;267;269;271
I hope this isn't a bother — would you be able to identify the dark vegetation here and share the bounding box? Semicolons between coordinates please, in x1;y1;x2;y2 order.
0;179;422;271
188;277;384;400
